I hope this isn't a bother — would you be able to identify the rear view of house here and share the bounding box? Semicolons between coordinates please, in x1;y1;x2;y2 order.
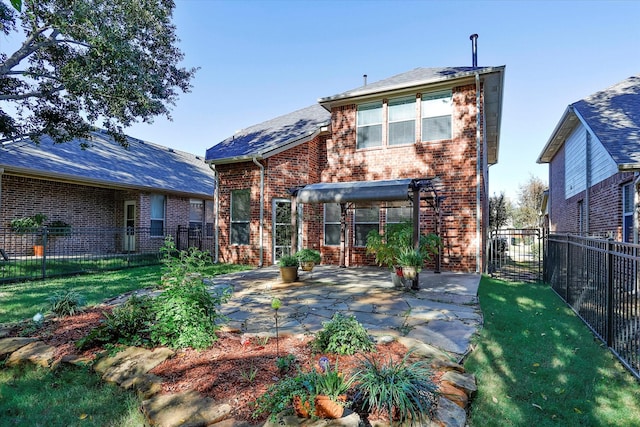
537;75;640;242
207;65;505;273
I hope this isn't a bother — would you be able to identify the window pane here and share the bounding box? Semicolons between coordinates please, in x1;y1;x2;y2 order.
355;207;379;222
231;223;250;245
422;116;451;141
422;92;452;117
231;190;250;221
325;203;341;221
357;103;382;125
624;184;634;213
389;121;415;145
150;195;165;219
150;220;164;237
325;224;341;246
389;98;415;121
355;224;378;247
190;200;204;222
624;215;633;243
357;124;382;149
387;207;412;223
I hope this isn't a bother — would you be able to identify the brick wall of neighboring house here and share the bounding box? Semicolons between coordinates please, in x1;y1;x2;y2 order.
1;174;206;256
548;145;632;239
322;84;484;272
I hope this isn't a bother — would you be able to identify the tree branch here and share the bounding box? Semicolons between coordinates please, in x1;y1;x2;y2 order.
0;84;64;101
0;27;56;75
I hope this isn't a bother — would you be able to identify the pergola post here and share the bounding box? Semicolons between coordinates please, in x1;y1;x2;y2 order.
339;203;347;268
412;186;421;290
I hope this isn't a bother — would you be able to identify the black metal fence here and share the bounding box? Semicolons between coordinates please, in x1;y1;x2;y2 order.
488;228;542;283
545;233;640;380
0;226;215;283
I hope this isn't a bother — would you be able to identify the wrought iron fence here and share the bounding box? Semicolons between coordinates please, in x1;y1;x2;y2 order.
487;228;542;283
545;233;640;380
0;226;214;283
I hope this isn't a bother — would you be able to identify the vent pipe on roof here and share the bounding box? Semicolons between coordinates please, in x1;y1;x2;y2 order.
469;34;478;67
363;74;367;86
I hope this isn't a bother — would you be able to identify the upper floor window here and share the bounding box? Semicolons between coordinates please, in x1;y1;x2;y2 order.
388;97;416;146
357;102;383;149
324;203;341;246
231;189;250;245
623;182;634;243
150;194;166;237
421;91;452;141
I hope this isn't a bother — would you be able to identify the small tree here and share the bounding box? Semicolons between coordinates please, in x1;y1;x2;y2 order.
513;175;547;229
489;192;510;232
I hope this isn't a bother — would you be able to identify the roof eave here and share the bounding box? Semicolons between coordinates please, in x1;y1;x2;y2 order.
537;106;580;164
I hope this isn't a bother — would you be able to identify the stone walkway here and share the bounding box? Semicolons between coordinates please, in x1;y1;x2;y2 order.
0;266;483;427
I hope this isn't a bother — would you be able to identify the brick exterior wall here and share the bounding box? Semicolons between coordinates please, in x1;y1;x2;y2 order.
0;174;208;256
215;83;488;272
548;145;633;239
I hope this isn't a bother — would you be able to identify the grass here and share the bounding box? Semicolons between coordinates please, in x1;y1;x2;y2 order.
0;363;145;427
0;263;250;325
465;276;640;426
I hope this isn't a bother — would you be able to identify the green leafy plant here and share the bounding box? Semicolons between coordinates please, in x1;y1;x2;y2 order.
10;213;47;233
47;290;85;317
365;222;441;269
315;359;353;401
241;365;258;383
311;313;374;355
397;248;424;268
276;354;296;373
278;255;299;267
159;236;212;287
295;248;321;264
353;352;439;424
47;220;72;237
251;371;317;421
76;296;155;350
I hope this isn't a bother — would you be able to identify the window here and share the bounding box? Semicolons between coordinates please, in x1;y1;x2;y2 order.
354;206;380;247
324;203;341;246
357;102;383;149
577;200;584;235
150;194;166;236
388;97;415;146
231;189;250;245
386;206;412;224
189;199;204;236
422;91;452;141
205;200;215;237
623;183;634;243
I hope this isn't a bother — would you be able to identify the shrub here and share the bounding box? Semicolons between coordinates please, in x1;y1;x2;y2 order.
353;352;439;424
48;290;85;317
76;296;154;350
278;255;299;267
295;248;321;264
311;313;374;355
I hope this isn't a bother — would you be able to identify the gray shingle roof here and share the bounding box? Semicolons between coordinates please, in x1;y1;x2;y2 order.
572;75;640;167
0;131;215;197
205;104;330;163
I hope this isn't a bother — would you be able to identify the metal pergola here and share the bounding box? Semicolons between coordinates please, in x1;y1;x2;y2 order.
289;177;443;289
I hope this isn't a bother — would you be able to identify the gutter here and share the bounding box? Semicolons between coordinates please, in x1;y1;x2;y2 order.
253;157;265;268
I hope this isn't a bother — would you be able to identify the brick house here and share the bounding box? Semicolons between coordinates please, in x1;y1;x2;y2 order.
0;130;216;256
537;75;640;242
206;66;506;272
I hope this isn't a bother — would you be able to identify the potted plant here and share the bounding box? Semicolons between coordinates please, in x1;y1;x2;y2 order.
397;248;424;280
295;248;321;272
278;255;299;283
312;359;353;419
10;213;47;256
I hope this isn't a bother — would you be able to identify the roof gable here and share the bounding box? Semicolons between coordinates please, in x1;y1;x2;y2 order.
539;75;640;167
205;104;330;163
0;131;215;197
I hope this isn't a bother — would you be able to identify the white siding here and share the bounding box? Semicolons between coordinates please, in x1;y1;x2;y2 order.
564;122;617;199
589;130;618;186
565;124;586;199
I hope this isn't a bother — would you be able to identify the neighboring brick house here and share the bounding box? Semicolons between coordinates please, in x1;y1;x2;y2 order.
206;66;505;273
0;130;216;256
537;75;640;242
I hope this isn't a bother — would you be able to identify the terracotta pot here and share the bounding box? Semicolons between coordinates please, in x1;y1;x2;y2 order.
314;395;345;419
280;266;298;283
301;261;315;272
293;395;311;418
33;245;44;257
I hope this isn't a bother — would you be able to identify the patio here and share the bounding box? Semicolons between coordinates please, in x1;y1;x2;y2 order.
207;265;482;360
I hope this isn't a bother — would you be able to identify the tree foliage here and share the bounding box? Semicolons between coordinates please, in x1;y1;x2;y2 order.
513;175;547;228
489;192;510;232
0;0;196;145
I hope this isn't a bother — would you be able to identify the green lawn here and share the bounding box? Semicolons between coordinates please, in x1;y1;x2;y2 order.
465;276;640;426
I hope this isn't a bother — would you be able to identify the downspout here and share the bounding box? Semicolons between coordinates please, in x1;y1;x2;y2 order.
471;33;481;273
209;164;219;263
253;157;265;267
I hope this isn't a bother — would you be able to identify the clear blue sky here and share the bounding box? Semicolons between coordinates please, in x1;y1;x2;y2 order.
88;1;640;200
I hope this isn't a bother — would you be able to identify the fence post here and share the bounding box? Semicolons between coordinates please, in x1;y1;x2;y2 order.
606;238;614;347
40;227;48;279
565;234;570;301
